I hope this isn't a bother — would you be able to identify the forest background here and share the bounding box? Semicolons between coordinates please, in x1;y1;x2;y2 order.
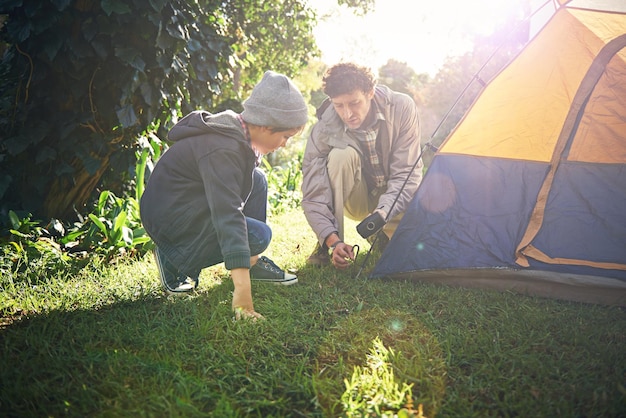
0;0;527;234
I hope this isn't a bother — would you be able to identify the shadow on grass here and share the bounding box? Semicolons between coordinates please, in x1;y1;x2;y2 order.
0;271;452;418
0;280;276;417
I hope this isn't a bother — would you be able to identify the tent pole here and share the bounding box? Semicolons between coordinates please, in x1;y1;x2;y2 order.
354;142;434;279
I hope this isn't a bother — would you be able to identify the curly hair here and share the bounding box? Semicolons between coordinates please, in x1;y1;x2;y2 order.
322;63;376;98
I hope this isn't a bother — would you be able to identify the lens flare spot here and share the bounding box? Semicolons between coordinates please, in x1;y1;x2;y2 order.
389;319;404;332
416;242;424;251
418;172;456;213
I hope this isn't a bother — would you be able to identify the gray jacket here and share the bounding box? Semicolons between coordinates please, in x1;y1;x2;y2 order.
301;85;423;245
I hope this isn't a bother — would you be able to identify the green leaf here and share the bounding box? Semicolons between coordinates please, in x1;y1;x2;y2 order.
156;22;175;50
6;19;31;42
35;146;57;164
148;0;168;13
97;191;110;214
132;226;147;237
135;148;148;201
88;214;108;236
0;0;24;11
43;33;64;61
60;230;84;243
8;241;23;253
116;104;138;128
114;47;145;71
0;174;13;199
51;0;72;12
149;133;164;159
140;82;153;106
121;225;133;246
8;210;23;230
90;39;109;59
112;211;128;237
166;20;187;40
81;154;102;175
81;18;98;42
187;39;202;52
3;135;33;155
132;236;152;246
101;0;131;16
55;162;74;176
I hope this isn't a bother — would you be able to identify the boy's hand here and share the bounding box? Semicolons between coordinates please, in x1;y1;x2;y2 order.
233;306;265;321
231;267;264;321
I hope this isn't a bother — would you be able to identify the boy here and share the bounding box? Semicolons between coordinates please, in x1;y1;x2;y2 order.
141;71;308;320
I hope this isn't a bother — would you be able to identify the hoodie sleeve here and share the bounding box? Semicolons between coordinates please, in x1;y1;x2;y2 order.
198;146;253;270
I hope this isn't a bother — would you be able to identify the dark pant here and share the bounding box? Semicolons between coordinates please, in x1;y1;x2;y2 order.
243;168;271;255
156;167;271;277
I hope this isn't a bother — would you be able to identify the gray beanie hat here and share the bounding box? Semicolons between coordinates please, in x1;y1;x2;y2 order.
241;71;308;129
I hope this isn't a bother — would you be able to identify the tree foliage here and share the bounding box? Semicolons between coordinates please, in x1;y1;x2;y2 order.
0;0;318;220
378;59;428;100
337;0;375;16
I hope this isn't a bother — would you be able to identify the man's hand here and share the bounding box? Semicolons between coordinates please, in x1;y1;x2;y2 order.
330;242;356;270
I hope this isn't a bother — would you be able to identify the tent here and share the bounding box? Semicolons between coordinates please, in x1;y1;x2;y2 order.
371;0;626;306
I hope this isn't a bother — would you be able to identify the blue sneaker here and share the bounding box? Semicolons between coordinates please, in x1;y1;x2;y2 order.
153;247;199;295
250;256;298;285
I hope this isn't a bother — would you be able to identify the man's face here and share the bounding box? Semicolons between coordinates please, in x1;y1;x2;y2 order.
330;89;374;130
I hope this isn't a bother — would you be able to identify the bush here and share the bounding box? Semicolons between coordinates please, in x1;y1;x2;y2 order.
263;153;304;216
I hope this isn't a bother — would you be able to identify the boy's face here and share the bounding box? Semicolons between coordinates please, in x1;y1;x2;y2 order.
330;89;375;130
251;126;301;155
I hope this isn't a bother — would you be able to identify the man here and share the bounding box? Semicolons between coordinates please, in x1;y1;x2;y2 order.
141;71;309;320
302;63;423;270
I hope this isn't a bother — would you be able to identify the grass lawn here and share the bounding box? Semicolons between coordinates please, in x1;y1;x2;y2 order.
1;209;625;417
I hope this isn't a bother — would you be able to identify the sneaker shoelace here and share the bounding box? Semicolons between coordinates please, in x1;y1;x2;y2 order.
258;256;282;273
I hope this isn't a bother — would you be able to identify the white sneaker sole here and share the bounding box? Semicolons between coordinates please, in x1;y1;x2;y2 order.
154;249;197;295
252;276;298;286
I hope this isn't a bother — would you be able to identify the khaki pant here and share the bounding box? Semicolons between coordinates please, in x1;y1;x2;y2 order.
327;146;402;241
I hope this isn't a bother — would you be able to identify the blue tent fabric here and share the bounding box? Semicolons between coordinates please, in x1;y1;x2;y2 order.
526;161;626;279
371;156;626;281
371;155;547;274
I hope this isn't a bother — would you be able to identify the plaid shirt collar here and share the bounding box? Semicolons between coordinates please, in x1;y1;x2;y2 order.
346;101;387;190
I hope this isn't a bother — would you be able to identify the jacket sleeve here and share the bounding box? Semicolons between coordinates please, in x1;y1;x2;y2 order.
377;93;423;221
199;148;252;270
301;122;339;246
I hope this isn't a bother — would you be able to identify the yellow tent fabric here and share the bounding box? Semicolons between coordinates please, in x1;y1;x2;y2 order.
569;50;626;163
439;5;626;163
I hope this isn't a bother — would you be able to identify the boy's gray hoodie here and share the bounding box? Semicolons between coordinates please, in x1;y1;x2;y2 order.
140;110;258;275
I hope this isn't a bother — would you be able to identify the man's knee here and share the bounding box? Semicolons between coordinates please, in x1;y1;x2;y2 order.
327;146;360;176
382;212;404;238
